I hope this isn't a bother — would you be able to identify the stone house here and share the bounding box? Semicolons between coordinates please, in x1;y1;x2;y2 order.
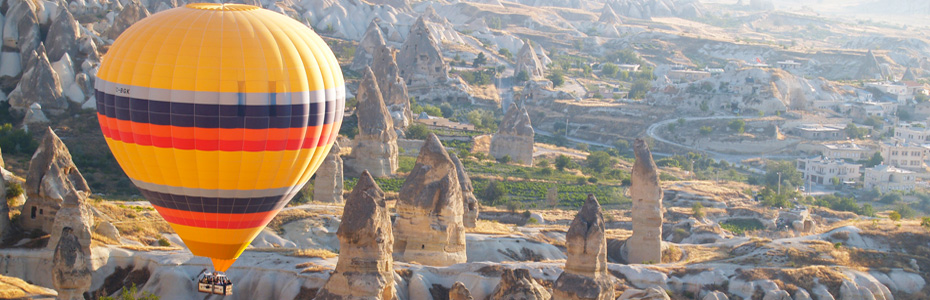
864;165;916;193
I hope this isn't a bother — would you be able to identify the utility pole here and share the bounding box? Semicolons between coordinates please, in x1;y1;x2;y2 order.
691;159;694;180
777;172;782;195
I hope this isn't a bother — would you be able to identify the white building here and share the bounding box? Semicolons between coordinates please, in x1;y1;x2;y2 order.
879;140;929;171
893;122;930;143
796;157;861;185
865;82;910;101
821;143;876;161
864;165;916;193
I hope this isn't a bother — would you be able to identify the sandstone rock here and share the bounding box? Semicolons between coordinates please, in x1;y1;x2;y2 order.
702;291;728;300
23;103;50;130
449;153;478;228
489;268;551;300
0;174;10;244
857;50;886;80
396;17;448;87
48;189;93;252
490;103;534;166
599;5;622;25
553;194;614;300
370;43;412;128
449;281;473;300
618;286;670;300
105;0;150;40
45;6;80;62
350;19;386;72
515;41;545;79
20;127;90;234
348;67;399;177
313;141;344;203
628;138;663;264
4;0;42;67
762;290;791;300
315;171;394;300
393;133;466;266
901;67;918;82
94;221;121;243
547;186;559;207
52;227;92;300
8;48;68;115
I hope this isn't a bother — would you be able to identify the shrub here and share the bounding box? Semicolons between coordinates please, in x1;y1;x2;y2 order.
555;155;571;171
5;182;23;199
405;124;431;140
692;202;705;219
98;284;159;300
499;155;512;164
889;211;902;222
157;238;171;247
0;124;38;154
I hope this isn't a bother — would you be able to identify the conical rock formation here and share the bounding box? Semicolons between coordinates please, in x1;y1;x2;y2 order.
552;194;614;300
105;0;150;40
20;128;90;234
52;227;92;300
515;41;546;80
490;268;551;300
393;133;466;266
45;7;81;62
371;43;412;128
350;19;386;72
314;141;344;203
8;48;68;115
599;5;623;25
396;17;448;87
48;189;94;252
450;153;478;228
349;67;399;177
315;171;394;300
490;103;534;165
628;138;663;264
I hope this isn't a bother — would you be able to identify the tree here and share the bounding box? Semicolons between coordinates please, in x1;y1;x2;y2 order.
555;154;571;171
585;151;615;173
699;126;713;135
921;217;930;230
831;176;841;188
482;181;508;205
699;101;709;112
889;211;901;222
515;70;530;82
547;71;565;87
728;119;746;134
601;63;619;77
629;79;652;99
613;139;630;154
405;124;431;140
498;48;513;60
861;152;883;168
472;52;487;67
440;102;454;118
499;155;512;164
763;160;803;190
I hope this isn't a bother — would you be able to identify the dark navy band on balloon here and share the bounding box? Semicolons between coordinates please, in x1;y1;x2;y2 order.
139;187;288;214
95;90;338;129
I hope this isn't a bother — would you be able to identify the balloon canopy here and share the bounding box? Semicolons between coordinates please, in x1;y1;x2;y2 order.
95;3;345;272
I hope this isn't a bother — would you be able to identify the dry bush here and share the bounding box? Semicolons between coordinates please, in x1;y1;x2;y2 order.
91;233;119;246
290;248;338;259
295;262;330;274
118;245;182;252
93;202;173;243
466;220;516;235
662;244;683;263
266;209;320;234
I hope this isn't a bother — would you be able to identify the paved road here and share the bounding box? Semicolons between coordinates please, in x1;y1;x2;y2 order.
645;116;799;166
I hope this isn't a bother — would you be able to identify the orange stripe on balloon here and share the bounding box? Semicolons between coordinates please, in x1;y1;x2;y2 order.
98;114;333;151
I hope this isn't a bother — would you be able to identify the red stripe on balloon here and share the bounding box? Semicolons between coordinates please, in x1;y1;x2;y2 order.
98;114;334;151
152;205;279;229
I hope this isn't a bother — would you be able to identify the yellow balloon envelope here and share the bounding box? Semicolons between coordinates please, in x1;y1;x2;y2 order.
95;3;345;272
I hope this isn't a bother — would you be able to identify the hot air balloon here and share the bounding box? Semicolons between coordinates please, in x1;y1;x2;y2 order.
94;3;344;290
